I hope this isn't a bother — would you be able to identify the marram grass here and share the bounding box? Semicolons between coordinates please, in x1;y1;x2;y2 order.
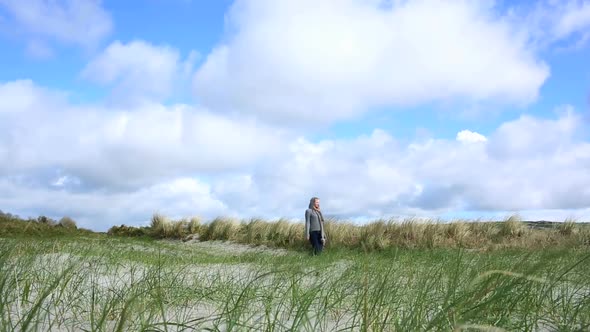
2;213;590;331
115;213;590;251
0;236;589;331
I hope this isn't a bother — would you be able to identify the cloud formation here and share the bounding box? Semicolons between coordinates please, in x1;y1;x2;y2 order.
0;176;227;230
456;130;487;144
82;40;198;103
2;79;589;229
0;80;288;190
193;0;550;124
212;109;590;220
0;0;112;52
521;0;590;49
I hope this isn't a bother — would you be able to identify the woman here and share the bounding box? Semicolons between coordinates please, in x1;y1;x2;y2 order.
305;196;327;255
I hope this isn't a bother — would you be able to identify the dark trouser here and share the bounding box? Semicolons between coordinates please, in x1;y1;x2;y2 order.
309;231;323;255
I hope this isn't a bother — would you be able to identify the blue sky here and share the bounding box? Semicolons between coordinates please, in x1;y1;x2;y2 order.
0;0;589;231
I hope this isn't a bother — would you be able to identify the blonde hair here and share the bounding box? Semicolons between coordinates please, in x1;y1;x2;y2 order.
309;197;320;210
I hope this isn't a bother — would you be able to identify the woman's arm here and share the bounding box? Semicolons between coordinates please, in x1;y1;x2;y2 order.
305;209;310;239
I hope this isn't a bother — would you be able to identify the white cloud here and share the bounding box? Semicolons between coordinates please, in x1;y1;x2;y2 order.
212;108;590;220
456;130;487;143
0;80;66;113
82;40;198;103
52;176;68;187
193;0;550;124
554;2;590;38
0;0;112;50
518;0;590;49
486;106;579;159
2;80;590;229
0;80;288;190
0;176;227;231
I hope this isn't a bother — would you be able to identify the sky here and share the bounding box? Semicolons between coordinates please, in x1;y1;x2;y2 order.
0;0;589;231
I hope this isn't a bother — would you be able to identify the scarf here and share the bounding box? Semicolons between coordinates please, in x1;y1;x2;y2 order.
312;208;325;239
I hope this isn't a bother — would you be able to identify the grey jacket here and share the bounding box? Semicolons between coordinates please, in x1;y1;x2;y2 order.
305;208;325;239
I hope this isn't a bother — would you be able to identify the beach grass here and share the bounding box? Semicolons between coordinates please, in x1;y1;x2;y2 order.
1;232;589;331
2;212;590;331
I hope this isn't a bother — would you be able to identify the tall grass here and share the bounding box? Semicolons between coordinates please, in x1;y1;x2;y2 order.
3;211;589;331
1;236;589;331
116;213;590;251
498;215;528;238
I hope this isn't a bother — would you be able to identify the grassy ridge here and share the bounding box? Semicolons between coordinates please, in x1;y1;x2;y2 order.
108;214;590;251
0;212;94;238
3;210;588;250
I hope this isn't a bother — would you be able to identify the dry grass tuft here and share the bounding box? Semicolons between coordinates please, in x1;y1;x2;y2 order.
499;215;528;238
113;212;590;251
